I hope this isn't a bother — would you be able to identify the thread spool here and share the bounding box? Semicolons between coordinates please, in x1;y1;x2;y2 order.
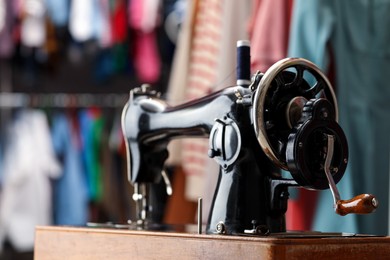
236;40;251;86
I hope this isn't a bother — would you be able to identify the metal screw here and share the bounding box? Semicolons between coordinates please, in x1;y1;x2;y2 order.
132;193;142;201
141;84;151;92
251;220;258;228
234;89;243;100
250;220;270;235
255;225;270;235
280;191;289;199
216;221;226;234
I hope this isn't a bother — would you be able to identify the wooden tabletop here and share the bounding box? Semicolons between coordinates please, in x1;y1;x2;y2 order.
34;226;390;260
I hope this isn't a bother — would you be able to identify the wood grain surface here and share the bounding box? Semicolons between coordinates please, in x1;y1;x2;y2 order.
34;226;390;260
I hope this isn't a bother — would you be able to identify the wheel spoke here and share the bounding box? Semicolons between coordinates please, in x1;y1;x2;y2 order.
274;73;285;87
291;66;304;87
304;80;325;98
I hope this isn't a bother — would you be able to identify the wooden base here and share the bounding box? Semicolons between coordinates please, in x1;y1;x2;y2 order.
34;226;390;259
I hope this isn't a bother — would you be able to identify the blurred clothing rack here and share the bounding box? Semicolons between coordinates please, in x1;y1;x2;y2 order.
0;93;129;108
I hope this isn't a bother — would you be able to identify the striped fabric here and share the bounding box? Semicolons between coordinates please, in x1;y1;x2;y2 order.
181;0;223;199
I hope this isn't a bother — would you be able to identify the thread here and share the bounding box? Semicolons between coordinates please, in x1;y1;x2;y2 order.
236;40;251;85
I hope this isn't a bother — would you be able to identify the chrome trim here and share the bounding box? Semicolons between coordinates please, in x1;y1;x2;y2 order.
252;58;338;169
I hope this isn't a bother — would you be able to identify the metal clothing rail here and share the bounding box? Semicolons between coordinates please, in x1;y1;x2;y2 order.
0;93;129;108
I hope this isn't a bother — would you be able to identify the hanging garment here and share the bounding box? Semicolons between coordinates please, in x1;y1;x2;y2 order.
69;0;94;42
45;0;70;27
69;0;107;43
110;0;128;74
173;0;223;203
216;0;252;88
248;0;317;232
165;0;196;171
248;0;293;72
164;2;198;212
90;109;105;201
0;0;15;58
107;114;133;222
166;0;197;109
111;0;127;43
79;109;95;200
98;0;112;48
18;0;48;88
289;0;390;235
0;109;61;252
0;139;3;187
163;0;187;45
128;0;161;83
0;0;4;31
51;113;89;226
89;0;116;83
199;0;252;221
100;116;122;222
79;108;104;203
20;0;46;48
165;0;251;224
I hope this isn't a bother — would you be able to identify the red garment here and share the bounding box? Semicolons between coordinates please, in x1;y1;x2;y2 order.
248;0;293;72
286;189;318;231
111;0;127;43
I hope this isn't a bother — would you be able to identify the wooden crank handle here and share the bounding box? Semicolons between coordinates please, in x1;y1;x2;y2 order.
335;194;378;216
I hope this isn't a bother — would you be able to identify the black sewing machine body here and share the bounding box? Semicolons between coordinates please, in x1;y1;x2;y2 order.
122;84;295;234
122;51;377;236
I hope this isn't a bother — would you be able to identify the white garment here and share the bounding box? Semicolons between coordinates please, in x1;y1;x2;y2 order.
20;0;46;47
142;0;160;33
0;110;61;252
69;0;94;42
0;0;5;32
96;0;112;48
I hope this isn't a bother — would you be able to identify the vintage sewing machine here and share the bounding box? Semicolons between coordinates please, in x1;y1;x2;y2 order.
34;42;388;259
120;41;378;236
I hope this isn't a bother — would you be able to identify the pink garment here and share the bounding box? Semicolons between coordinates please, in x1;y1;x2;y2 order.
128;0;161;83
249;0;293;72
132;31;161;83
97;0;112;48
129;0;159;33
